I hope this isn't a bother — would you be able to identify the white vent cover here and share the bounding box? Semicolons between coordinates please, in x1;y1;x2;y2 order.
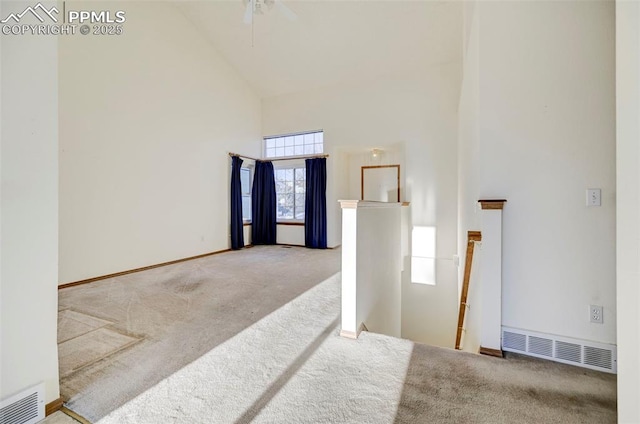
502;326;616;374
0;383;44;424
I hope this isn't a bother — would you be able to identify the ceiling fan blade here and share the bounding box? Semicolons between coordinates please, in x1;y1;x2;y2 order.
275;0;297;21
243;0;253;24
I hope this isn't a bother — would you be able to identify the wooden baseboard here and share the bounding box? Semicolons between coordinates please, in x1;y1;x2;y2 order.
61;407;92;424
479;346;504;358
276;243;306;248
45;397;64;416
277;243;340;249
58;241;335;290
58;249;232;289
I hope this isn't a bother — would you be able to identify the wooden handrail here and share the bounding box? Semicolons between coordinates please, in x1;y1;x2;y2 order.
455;230;482;350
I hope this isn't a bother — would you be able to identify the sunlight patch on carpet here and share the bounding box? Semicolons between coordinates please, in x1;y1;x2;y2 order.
96;273;414;424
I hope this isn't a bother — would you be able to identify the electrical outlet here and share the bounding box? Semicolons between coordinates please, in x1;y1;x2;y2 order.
590;305;603;324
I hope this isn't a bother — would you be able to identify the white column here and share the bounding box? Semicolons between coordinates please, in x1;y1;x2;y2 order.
478;200;506;356
1;0;61;405
616;1;640;421
340;202;359;337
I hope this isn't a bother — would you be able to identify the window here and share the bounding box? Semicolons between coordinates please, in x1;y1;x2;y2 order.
265;130;321;221
275;167;305;221
264;131;323;159
411;226;436;285
240;167;251;222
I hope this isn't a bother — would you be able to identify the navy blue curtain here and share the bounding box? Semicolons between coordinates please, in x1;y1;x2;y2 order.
252;161;277;245
305;158;327;249
230;156;245;250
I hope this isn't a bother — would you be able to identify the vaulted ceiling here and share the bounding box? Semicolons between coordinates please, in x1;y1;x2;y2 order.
177;0;463;98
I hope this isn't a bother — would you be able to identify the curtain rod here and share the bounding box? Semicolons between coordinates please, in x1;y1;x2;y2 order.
228;152;329;162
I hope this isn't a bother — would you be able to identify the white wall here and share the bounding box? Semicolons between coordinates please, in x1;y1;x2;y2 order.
0;1;60;403
59;2;262;283
346;147;405;203
340;202;402;338
243;224;252;246
263;67;461;347
616;1;640;421
356;205;402;337
458;1;616;350
275;225;304;246
457;0;482;352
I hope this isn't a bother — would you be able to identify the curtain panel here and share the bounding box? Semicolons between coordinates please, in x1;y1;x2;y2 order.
305;158;327;249
230;156;245;250
251;161;277;245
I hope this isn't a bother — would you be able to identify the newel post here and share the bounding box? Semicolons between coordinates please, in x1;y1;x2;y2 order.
478;199;507;357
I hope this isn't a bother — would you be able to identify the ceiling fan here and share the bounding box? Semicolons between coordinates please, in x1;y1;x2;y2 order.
242;0;297;24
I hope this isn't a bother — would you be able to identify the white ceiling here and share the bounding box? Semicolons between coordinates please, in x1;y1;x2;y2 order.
178;1;462;99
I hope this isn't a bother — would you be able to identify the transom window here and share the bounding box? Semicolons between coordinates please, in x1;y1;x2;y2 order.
264;131;323;159
275;168;305;221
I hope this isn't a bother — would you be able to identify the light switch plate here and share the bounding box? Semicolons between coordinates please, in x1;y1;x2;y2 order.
586;189;601;206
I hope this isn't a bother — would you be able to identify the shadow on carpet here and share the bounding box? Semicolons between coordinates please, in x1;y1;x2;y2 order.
394;344;617;424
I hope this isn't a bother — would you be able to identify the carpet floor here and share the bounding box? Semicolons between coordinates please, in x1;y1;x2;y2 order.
58;246;340;422
58;246;616;423
41;411;81;424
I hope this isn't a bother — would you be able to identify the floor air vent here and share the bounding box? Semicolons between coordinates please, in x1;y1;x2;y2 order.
503;331;526;352
502;327;616;373
528;336;553;357
0;384;44;424
584;345;613;370
556;341;581;363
